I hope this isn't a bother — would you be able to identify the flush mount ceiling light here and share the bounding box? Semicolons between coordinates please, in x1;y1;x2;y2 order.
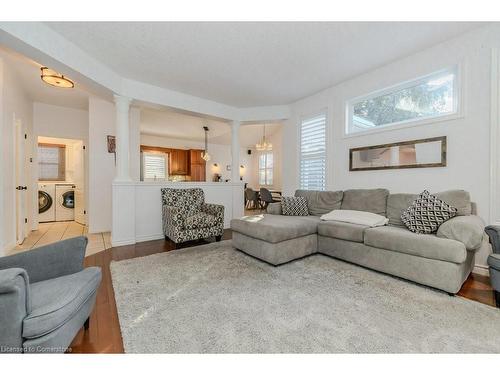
40;67;74;88
201;126;211;161
256;124;272;151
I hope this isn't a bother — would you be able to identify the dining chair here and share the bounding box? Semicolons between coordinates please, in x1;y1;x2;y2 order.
259;188;281;209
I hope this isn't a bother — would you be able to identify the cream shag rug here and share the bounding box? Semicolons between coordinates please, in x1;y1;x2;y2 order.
110;240;500;353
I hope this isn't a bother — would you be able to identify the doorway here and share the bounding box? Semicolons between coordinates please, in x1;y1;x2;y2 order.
14;117;28;245
37;136;86;226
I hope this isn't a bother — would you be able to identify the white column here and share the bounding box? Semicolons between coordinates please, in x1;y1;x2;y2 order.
114;95;132;182
231;120;241;182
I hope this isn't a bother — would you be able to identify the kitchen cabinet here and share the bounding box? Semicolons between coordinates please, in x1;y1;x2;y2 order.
189;149;206;181
169;149;189;175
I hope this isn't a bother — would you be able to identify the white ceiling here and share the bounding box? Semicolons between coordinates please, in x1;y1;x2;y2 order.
140;107;281;147
0;47;90;110
45;22;484;107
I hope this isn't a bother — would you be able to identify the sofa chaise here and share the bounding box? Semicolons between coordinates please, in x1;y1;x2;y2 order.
231;189;487;294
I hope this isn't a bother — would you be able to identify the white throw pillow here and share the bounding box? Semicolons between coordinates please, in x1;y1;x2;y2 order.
320;209;389;227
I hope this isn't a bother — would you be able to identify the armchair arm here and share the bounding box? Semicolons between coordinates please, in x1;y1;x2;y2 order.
436;215;485;251
162;205;186;240
201;203;224;220
485;225;500;254
0;268;30;352
0;236;87;284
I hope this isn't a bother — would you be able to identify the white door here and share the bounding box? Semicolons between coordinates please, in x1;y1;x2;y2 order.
73;141;86;225
15;118;28;244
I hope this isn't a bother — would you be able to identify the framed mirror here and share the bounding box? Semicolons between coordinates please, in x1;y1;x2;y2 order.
349;136;446;171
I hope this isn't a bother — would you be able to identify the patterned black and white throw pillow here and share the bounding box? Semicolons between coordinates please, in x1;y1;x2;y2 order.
401;190;458;234
281;196;309;216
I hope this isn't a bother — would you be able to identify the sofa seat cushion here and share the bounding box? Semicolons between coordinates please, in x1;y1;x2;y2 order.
230;214;320;243
364;226;467;264
23;267;101;339
184;212;217;229
318;221;368;243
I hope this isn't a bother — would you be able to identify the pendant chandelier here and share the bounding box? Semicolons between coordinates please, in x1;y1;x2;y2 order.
256;124;272;151
40;67;74;88
201;126;211;161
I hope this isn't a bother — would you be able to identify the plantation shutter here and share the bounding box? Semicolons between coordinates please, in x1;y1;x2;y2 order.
299;114;326;191
143;152;167;180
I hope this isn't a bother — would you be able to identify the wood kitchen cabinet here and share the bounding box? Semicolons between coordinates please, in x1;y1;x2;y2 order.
189;149;206;181
169;149;189;175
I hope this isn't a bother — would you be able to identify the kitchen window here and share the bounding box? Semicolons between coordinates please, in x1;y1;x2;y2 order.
142;151;168;181
346;67;459;135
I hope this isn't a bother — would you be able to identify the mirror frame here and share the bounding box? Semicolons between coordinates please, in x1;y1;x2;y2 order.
349;136;447;171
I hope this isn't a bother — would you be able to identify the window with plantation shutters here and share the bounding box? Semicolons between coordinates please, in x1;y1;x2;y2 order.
299;113;326;191
143;152;167;181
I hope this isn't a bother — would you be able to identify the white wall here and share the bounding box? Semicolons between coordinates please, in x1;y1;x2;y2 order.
88;97;141;233
140;134;254;184
0;57;34;254
282;24;500;269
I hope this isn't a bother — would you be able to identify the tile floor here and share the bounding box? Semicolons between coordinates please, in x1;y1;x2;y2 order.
10;221;111;257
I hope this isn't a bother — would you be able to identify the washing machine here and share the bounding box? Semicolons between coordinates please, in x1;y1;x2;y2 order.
38;183;56;222
55;184;75;221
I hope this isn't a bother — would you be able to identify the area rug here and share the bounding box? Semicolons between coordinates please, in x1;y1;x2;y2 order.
110;240;500;353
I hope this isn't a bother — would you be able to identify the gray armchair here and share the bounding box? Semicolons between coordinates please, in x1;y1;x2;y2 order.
0;236;101;353
486;226;500;307
161;188;224;245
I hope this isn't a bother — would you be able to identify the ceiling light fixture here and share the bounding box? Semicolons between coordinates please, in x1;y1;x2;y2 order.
40;67;74;88
256;124;272;151
201;126;211;161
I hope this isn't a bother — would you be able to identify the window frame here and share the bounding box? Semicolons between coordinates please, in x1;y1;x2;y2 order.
38;143;66;181
258;152;274;186
298;111;328;191
345;65;462;138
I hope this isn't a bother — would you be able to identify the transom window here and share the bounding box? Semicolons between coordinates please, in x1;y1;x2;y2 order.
299;113;326;191
38;143;66;181
259;152;273;186
346;67;458;135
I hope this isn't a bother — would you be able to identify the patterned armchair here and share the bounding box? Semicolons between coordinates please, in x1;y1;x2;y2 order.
161;188;225;245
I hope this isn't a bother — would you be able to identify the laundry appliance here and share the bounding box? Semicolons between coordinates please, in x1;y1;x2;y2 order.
38;182;56;222
55;184;75;221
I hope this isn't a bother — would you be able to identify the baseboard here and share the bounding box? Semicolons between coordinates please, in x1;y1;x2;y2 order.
473;265;490;276
135;233;164;243
110;238;136;247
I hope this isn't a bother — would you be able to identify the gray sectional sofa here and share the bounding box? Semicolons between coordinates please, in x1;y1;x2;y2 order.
231;189;487;294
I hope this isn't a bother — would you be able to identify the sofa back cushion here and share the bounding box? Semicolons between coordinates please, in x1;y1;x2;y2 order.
387;193;418;227
294;190;343;216
434;190;472;216
341;189;389;216
387;189;472;227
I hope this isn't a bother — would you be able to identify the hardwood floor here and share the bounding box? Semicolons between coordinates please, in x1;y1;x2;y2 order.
69;230;497;353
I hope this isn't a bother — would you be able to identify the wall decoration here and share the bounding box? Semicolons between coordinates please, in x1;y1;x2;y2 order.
349;136;446;171
107;135;116;165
